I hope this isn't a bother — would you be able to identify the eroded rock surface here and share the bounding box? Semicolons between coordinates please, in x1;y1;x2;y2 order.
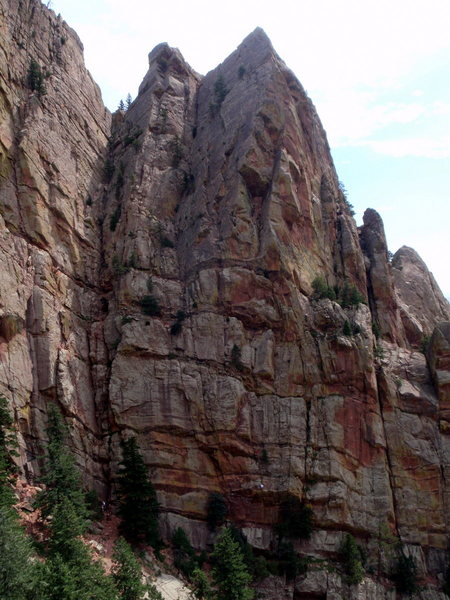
0;2;449;599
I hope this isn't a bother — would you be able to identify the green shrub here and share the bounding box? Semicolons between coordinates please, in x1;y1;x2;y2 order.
172;527;197;579
372;321;381;339
276;494;314;540
276;540;308;581
160;235;175;248
171;136;183;168
231;344;244;371
110;204;122;231
206;492;228;531
339;281;364;308
170;320;183;336
261;448;269;465
238;65;246;79
104;158;115;183
392;552;419;595
112;255;130;276
338;181;355;216
343;320;352;336
27;59;46;96
214;75;228;105
340;534;364;585
312;276;336;300
140;295;161;317
419;335;430;354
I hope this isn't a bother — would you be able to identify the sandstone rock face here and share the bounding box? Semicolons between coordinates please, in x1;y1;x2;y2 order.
0;0;111;486
359;209;406;346
0;3;449;599
392;246;450;347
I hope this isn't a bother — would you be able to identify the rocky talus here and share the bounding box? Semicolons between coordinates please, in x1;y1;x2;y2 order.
0;1;449;598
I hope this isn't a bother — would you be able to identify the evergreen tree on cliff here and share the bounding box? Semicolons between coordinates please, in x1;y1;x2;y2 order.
34;403;88;523
116;437;161;550
0;396;37;599
211;527;254;600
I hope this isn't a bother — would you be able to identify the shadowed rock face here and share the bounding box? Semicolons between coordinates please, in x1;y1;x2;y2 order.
1;2;449;598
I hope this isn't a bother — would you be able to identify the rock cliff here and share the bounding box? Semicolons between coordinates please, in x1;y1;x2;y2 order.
0;1;449;598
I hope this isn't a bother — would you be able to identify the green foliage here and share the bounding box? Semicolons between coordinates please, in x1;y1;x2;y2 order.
228;525;270;582
343;320;352;336
0;396;18;507
27;59;46;96
127;252;139;270
112;255;130;276
126;94;132;110
170;310;186;336
34;404;88;524
112;537;145;600
34;406;115;600
340;534;364;585
420;335;430;355
172;527;198;579
160;235;175;248
39;543;117;600
276;494;314;540
140;295;161;317
0;503;37;599
374;344;385;359
170;321;183;335
238;65;246;79
392;552;419;596
115;163;125;200
214;75;228;105
312;276;336;300
276;540;307;581
231;344;244;371
116;437;161;549
190;567;213;600
171;136;183;168
85;489;104;521
210;74;229;116
443;560;450;596
110;204;122;231
338;181;355;216
206;492;228;531
260;448;269;465
211;527;254;600
147;584;164;600
118;99;125;111
182;171;195;195
104;158;115;183
339;280;364;308
372;321;381;339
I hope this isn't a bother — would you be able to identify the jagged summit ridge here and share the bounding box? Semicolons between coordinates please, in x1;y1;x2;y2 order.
0;1;449;598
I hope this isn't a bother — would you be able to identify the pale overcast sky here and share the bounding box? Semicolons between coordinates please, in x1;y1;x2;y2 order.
48;0;450;298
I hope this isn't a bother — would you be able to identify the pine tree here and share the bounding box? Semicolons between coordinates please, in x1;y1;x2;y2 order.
211;527;254;600
34;403;88;524
0;396;18;508
116;437;161;549
118;99;125;111
189;567;213;600
112;537;145;600
126;94;132;110
0;397;37;599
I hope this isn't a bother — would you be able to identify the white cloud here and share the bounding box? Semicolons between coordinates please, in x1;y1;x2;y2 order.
359;135;450;158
